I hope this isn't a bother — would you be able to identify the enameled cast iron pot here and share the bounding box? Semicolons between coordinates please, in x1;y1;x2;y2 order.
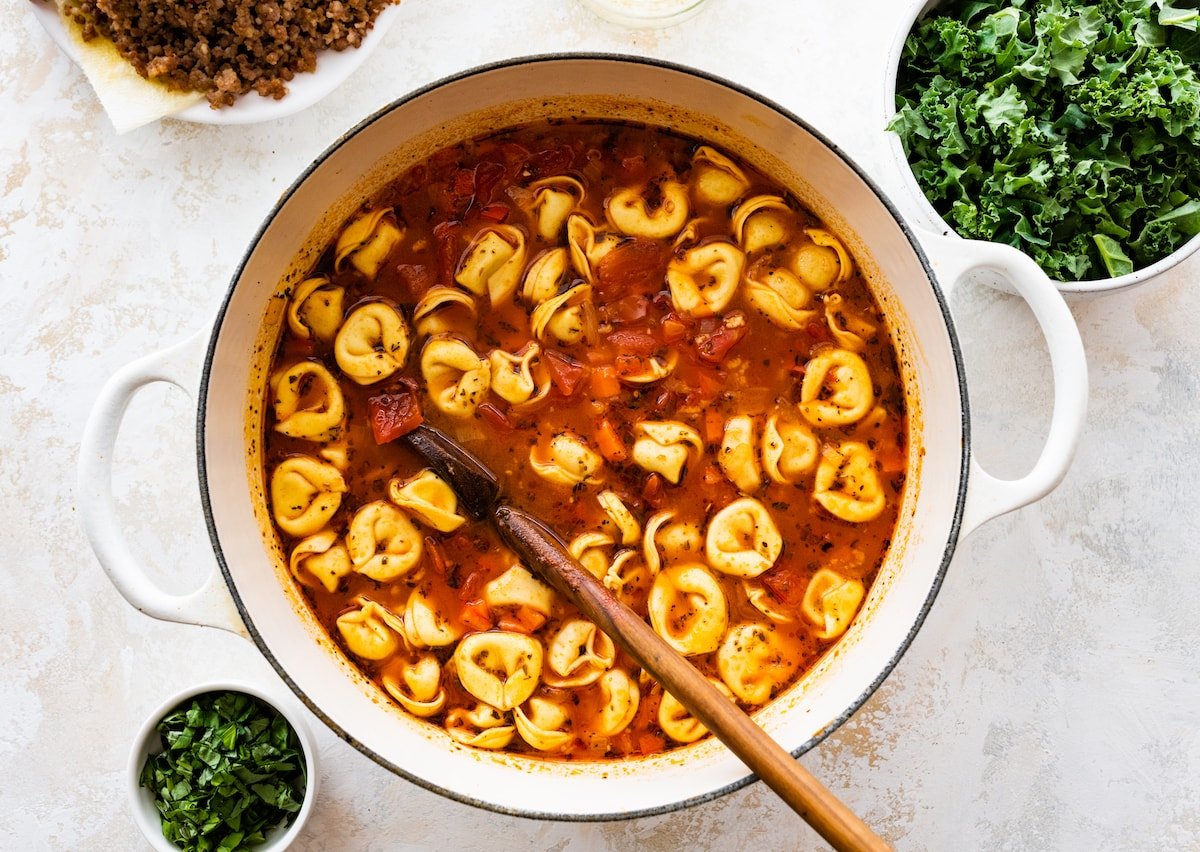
80;56;1088;820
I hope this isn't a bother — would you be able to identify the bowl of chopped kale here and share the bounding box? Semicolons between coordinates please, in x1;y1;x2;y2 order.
886;0;1200;294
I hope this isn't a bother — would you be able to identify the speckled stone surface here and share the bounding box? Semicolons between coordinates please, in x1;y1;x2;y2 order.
2;1;1198;849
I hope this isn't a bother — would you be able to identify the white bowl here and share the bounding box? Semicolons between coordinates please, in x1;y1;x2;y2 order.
128;681;319;851
29;2;402;127
883;0;1200;297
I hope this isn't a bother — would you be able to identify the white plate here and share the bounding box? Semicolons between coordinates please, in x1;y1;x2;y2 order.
30;1;403;126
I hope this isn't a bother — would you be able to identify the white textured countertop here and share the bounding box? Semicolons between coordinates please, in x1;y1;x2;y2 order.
2;1;1198;849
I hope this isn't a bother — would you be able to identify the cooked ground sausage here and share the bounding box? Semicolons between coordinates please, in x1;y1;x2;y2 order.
67;0;396;108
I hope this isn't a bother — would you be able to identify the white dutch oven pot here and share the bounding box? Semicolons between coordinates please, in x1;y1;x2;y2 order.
79;56;1087;820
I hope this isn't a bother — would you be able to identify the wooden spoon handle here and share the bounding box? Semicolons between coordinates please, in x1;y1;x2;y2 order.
402;424;500;520
494;503;889;852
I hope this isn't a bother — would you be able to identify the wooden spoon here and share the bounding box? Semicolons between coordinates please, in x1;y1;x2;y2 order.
403;425;889;852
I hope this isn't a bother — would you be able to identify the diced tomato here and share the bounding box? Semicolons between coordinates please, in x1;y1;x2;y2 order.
472;161;506;206
429;146;461;180
594;417;628;462
588;365;622;399
479;202;510;223
674;346;726;398
543;348;588;396
525;144;575;178
477;401;514;433
425;537;449;576
282;336;317;358
694;312;748;364
460;600;493;633
610;730;635;755
458;570;488;602
606;328;659;356
641;473;666;508
595;238;672;297
499;141;531;169
432;220;463;285
614;353;651;379
451;168;475;200
637;733;666;756
761;564;808;608
701;463;724;487
612;294;650;323
395;263;435;299
661;315;690;344
703;408;725;445
806;320;832;344
367;389;423;444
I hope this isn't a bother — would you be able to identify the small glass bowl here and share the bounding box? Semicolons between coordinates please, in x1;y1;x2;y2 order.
128;681;319;852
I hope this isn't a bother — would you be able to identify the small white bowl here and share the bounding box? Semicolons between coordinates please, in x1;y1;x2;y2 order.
30;3;403;127
883;0;1200;297
128;681;319;852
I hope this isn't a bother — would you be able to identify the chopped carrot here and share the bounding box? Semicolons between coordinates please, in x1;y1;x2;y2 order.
879;445;907;473
460;600;493;633
703;408;725;445
594;417;628;462
637;733;667;756
589;365;622;399
497;605;547;634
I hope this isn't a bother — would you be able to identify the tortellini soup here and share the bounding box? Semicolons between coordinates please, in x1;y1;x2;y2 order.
261;121;908;760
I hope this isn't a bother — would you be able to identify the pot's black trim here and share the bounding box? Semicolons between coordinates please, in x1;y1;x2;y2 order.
197;52;970;823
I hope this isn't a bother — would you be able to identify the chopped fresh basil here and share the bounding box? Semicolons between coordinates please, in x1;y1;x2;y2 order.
890;0;1200;281
140;691;306;852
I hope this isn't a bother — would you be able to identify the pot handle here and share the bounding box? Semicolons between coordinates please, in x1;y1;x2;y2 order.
78;331;247;636
918;231;1088;537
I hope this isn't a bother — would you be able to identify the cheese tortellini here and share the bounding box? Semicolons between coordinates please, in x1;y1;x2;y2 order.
761;412;819;484
716;623;797;704
346;501;423;582
483;564;556;618
335;207;403;279
569;532;615;581
413;286;477;339
595;669;640;737
665;240;745;318
421;335;492;417
388;469;466;533
824;292;877;352
529;176;585;241
445;703;514;750
288;529;352;594
543;619;616;687
794;228;853;289
658;679;734;744
383;654;446;718
454;631;544;710
801;568;865;640
631;421;702;484
336;600;404;661
598;490;641;545
270;360;345;442
488;343;551;408
530;433;604;487
530;284;596;346
648;563;728;656
689;146;750;206
514;697;573;752
334;301;411;386
814;441;886;523
566;214;621;283
798;348;874;427
403;586;463;648
606;180;689;239
642;511;705;575
732;195;794;254
704;497;782;579
270;455;346;538
743;266;815;331
521;248;570;305
287;276;345;342
455;225;527;306
718;415;763;494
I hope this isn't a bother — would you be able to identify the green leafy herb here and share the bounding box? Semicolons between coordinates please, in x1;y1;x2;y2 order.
890;0;1200;280
140;692;306;852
